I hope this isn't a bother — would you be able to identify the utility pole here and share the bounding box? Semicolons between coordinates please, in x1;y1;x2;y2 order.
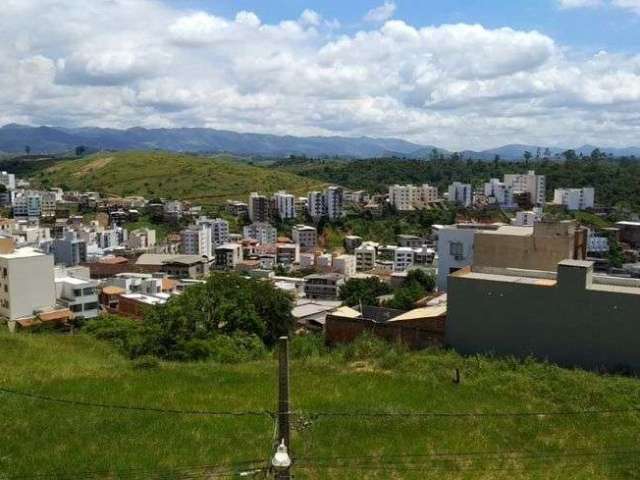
276;336;291;479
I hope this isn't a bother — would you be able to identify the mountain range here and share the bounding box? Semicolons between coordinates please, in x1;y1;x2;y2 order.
1;124;639;160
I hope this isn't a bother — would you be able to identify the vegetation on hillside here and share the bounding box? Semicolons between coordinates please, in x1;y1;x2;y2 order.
29;151;326;203
1;331;640;479
275;156;640;212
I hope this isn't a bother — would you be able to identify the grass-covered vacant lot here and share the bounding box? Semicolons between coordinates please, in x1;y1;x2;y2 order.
1;332;639;479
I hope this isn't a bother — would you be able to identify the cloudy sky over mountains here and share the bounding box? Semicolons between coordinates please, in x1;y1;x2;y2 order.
2;0;640;150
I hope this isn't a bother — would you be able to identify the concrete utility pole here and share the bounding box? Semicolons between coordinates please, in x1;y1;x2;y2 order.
276;336;291;479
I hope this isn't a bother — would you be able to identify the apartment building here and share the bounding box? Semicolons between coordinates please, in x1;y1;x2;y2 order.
616;221;640;248
483;179;514;208
553;187;595;211
325;186;344;221
54;267;99;320
307;191;325;220
276;243;299;265
226;200;249;218
355;243;377;271
504;170;546;206
388;184;439;211
333;254;357;278
304;273;345;300
393;247;415;272
180;226;212;257
248;192;271;223
243;223;277;245
447;260;640;371
0;244;57;321
292;225;317;252
214;243;243;271
196;217;229;247
273;191;296;220
435;224;488;291
513;210;539;227
447;182;473;207
52;231;87;266
0;171;16;190
127;228;155;250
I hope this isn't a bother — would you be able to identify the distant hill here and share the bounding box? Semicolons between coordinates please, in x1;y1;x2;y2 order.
30;151;326;203
2;124;639;160
0;124;424;158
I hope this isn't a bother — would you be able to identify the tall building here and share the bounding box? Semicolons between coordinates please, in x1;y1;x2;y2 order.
355;242;377;272
0;172;16;190
503;170;546;206
394;247;415;272
292;225;317;252
325;186;344;221
248;192;271;223
447;182;473;207
307;191;325;220
180;226;212;257
0;244;57;321
273;191;296;220
483;179;514;208
52;231;87;266
553;188;595;211
12;192;42;219
196;217;229;247
243;223;277;245
389;184;419;211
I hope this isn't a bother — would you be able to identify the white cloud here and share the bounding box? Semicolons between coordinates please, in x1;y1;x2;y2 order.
557;0;603;9
611;0;640;13
0;0;639;149
364;1;397;23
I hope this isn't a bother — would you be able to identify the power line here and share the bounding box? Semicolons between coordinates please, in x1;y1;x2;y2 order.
0;387;273;417
295;405;640;418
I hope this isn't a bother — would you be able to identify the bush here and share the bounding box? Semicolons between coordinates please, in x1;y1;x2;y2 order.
84;315;141;353
290;334;327;360
209;334;267;364
132;355;160;370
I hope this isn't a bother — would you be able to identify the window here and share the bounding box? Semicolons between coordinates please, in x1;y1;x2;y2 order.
82;288;95;296
2;268;6;278
84;302;98;311
3;285;6;293
70;304;83;313
73;289;82;297
449;242;464;260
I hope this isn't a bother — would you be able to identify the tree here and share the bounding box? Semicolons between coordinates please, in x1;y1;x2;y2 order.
339;277;392;307
523;151;532;162
75;145;87;156
562;149;577;162
24;145;31;155
608;236;625;269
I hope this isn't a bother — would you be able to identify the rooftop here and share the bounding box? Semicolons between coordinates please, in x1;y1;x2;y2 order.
0;247;46;259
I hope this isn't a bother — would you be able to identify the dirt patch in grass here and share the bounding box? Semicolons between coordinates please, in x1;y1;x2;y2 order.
73;156;114;177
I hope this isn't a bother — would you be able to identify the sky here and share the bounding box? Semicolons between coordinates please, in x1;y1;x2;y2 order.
2;0;640;150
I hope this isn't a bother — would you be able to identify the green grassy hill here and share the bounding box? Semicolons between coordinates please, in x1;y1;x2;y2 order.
29;151;327;203
1;332;639;479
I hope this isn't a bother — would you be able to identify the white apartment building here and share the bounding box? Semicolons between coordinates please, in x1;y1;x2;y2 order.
389;184;440;211
0;245;57;321
504;170;546;206
333;254;357;278
0;171;16;190
104;273;163;296
307;191;325;220
325;186;344;221
273;191;296;220
243;223;277;245
292;225;317;252
393;247;415;272
181;226;212;257
553;188;595;211
484;179;514;208
54;266;99;320
197;217;229;247
514;210;539;227
13;192;42;219
447;182;473;207
355;242;377;272
435;225;478;291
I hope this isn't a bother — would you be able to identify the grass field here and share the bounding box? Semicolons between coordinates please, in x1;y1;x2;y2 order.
1;332;640;479
28;151;326;204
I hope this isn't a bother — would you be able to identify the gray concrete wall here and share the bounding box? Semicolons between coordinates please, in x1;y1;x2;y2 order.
446;264;640;371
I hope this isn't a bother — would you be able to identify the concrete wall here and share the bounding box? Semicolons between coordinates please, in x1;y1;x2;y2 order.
2;254;56;320
446;262;640;371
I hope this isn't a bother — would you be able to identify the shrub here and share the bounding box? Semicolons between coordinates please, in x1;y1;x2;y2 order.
209;334;267;364
132;355;160;370
342;332;391;362
84;315;141;353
